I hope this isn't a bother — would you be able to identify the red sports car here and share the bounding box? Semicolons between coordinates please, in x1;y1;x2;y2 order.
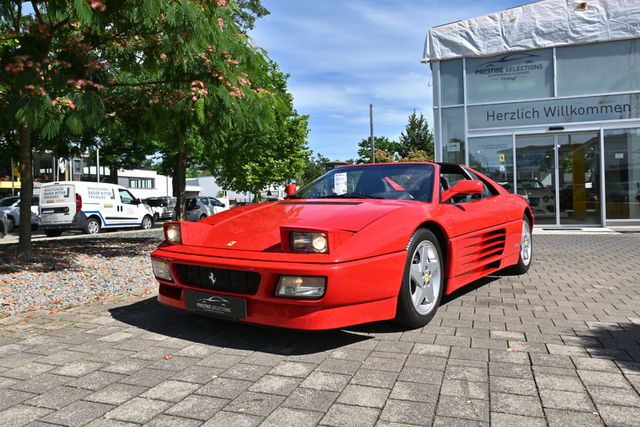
150;163;533;330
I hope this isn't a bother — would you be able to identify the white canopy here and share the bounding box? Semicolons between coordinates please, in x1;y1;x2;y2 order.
424;0;640;62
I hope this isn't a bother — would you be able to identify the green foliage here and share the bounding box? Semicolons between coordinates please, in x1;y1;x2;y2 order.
357;137;401;163
399;111;434;160
356;112;435;163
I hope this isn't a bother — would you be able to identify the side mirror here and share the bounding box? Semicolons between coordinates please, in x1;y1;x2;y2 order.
135;198;142;205
441;180;484;203
285;183;297;196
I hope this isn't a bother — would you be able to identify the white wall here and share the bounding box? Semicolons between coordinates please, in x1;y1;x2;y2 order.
118;169;173;199
186;176;252;203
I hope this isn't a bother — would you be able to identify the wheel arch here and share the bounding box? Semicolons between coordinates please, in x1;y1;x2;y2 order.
414;220;450;281
87;214;103;226
523;207;534;228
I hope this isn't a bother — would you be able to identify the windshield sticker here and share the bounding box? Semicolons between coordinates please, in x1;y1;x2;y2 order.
333;172;348;195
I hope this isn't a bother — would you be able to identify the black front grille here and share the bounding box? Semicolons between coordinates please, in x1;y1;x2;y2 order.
174;264;260;295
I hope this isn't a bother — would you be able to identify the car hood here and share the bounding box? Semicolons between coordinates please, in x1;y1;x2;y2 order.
181;199;409;251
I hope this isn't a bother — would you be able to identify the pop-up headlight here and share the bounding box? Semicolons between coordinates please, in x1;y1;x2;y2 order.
290;232;328;253
164;223;182;244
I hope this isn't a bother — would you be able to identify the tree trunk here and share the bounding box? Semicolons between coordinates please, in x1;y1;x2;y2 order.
174;141;187;221
17;122;32;260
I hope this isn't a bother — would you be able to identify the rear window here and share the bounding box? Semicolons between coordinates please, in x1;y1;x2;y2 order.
41;185;74;204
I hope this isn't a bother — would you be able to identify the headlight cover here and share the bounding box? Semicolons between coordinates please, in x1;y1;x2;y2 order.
290;231;328;253
276;276;326;299
164;223;182;244
151;259;173;281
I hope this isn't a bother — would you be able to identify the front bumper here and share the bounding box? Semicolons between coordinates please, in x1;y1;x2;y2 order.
151;246;406;330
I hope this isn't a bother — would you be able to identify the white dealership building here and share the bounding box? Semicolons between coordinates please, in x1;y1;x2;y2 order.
425;0;640;226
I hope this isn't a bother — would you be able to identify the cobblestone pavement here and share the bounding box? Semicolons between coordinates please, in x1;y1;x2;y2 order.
0;233;639;426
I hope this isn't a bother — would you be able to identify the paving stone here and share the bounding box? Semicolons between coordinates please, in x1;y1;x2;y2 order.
143;414;202;427
27;385;90;409
440;379;488;400
104;397;170;423
0;389;35;411
225;391;285;416
118;368;174;388
433;416;488;426
68;371;126;391
141;379;200;402
545;409;604;427
321;403;380;427
390;381;439;403
412;343;450;358
436;396;489;422
534;372;585;392
84;417;140;427
301;371;350;391
597;404;640;426
361;356;405;372
489;362;532;379
171;365;224;384
248;374;300;396
165;395;228;420
539;389;595;412
1;363;55;380
491;392;544;417
404;354;447;370
445;365;488;382
490;376;538;396
0;404;51;427
336;384;390;408
43;400;113;427
571;357;619;372
578;370;630;388
262;407;323;427
269;361;316;378
587;385;640;407
491;412;546;427
196;377;252;399
84;383;147;405
283;387;338;413
54;361;104;377
317;359;361;375
201;411;261;427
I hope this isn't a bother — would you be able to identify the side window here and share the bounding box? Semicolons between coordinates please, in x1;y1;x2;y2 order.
119;189;136;204
200;197;209;206
465;170;495;199
31;197;39;206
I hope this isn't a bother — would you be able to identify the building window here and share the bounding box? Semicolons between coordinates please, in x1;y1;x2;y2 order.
604;128;640;220
466;49;554;104
441;107;465;164
557;39;640;97
128;178;155;189
440;59;463;106
468;135;513;191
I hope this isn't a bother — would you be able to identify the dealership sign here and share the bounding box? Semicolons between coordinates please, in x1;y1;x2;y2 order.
472;52;547;82
468;93;640;129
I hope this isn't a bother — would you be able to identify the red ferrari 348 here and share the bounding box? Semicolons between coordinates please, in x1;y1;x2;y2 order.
150;163;533;330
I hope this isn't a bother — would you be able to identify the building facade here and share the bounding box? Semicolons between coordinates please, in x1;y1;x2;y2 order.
425;0;640;226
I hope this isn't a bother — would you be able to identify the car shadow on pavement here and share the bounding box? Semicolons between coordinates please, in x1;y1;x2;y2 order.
575;322;640;373
109;297;373;356
0;237;159;274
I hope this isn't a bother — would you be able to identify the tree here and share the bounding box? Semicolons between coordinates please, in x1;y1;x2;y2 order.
299;152;329;186
399;111;434;160
0;0;281;257
357;137;401;163
207;64;309;200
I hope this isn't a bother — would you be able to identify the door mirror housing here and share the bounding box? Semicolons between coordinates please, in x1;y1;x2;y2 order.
441;180;484;203
285;183;297;197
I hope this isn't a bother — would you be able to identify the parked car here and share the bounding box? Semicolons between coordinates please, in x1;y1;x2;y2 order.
152;162;533;330
144;196;176;222
184;196;228;222
0;196;39;231
517;179;555;218
39;181;155;237
0;211;9;238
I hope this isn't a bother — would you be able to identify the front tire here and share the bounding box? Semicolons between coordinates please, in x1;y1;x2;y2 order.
7;217;15;232
395;228;444;329
141;215;153;230
501;216;532;275
199;214;207;221
84;217;101;235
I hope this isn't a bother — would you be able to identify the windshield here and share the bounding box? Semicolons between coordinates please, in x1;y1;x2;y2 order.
294;164;436;202
0;197;18;207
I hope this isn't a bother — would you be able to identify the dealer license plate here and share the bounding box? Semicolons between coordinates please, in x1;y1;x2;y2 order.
184;290;247;319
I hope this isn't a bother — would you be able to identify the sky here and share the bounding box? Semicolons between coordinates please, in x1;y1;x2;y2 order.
249;0;524;160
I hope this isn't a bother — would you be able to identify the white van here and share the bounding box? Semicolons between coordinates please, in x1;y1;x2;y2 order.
39;181;155;237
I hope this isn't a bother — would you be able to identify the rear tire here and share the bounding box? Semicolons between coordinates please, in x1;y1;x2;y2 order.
395;228;444;329
7;217;15;232
44;229;63;237
141;215;153;230
199;214;207;220
84;217;101;235
501;216;532;275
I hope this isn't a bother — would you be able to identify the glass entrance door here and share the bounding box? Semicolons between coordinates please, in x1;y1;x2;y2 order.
515;131;601;226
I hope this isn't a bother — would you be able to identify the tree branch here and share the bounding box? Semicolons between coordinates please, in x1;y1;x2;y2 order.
30;0;44;25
